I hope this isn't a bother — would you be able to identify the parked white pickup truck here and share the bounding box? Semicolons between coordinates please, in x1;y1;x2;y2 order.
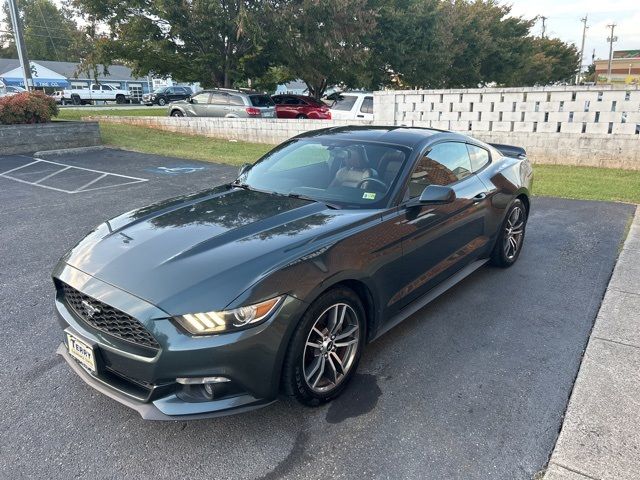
52;84;131;105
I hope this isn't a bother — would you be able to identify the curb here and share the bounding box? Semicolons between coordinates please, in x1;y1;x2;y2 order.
544;205;640;480
34;145;110;157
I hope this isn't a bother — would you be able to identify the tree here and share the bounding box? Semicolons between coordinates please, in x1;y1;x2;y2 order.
271;0;377;99
70;0;275;88
0;0;83;61
512;37;579;86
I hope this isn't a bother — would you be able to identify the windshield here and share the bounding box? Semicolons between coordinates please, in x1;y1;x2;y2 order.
237;139;410;209
153;87;167;93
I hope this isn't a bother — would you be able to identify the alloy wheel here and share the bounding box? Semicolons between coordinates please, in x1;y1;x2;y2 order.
503;206;525;260
303;303;360;393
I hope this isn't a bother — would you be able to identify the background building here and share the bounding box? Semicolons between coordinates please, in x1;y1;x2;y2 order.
594;50;640;85
0;59;199;102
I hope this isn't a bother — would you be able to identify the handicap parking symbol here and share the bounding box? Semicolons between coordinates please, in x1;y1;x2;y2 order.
153;166;206;175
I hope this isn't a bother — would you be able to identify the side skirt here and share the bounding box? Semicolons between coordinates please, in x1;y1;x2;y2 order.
371;259;489;341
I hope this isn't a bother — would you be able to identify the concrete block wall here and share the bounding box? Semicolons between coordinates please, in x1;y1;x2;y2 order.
374;86;640;170
88;116;372;146
0;121;101;155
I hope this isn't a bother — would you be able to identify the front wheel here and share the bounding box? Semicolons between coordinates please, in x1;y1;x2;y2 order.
170;110;184;117
490;198;527;268
157;97;167;106
115;94;125;104
282;287;365;406
296;114;307;119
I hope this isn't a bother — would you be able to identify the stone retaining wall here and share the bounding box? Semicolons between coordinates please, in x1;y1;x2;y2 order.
0;121;101;155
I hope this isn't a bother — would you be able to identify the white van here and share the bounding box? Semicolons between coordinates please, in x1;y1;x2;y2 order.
329;92;374;121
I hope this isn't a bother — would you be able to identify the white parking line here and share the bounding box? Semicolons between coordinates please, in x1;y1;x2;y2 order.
0;158;148;193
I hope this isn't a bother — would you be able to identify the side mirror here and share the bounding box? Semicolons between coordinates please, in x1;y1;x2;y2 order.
238;163;252;177
414;185;456;205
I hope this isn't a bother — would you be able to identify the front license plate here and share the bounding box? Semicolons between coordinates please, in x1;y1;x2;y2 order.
67;333;96;374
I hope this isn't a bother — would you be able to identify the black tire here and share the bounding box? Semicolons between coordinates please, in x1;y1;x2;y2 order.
115;94;125;104
170;110;184;117
296;114;307;119
490;198;527;268
157;97;167;106
282;287;366;407
71;94;81;106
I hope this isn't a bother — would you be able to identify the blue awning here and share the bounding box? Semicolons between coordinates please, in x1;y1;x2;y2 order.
1;76;70;88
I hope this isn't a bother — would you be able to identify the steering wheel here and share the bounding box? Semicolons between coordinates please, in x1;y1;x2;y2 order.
356;177;387;191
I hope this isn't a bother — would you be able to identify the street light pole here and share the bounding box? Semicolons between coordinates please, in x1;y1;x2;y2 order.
6;0;33;91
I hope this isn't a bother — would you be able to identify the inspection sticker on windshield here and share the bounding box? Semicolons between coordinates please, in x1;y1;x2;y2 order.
362;192;377;200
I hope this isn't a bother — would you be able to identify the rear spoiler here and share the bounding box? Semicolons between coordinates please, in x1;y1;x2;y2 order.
489;143;527;160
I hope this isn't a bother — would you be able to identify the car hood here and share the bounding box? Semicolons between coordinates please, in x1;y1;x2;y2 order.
61;186;374;316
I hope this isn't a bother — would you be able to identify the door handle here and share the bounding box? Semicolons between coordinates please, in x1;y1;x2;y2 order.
357;114;365;118
473;193;487;202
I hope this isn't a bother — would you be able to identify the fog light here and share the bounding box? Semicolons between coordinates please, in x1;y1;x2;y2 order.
176;376;230;385
203;383;215;398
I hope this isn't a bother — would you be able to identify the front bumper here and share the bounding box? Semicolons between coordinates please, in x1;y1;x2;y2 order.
53;264;305;420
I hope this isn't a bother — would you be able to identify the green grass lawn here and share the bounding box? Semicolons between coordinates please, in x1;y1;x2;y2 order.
533;164;640;204
55;107;166;121
100;123;272;166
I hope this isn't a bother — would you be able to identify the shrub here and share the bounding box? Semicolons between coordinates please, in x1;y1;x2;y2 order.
0;91;59;125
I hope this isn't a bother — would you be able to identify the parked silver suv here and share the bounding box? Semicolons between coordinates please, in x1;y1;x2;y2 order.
168;89;276;118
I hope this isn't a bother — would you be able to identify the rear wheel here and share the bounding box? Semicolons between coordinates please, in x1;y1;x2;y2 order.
490;198;527;268
296;114;307;119
282;287;365;406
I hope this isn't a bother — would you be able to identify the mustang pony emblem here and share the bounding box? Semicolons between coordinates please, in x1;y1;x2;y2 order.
81;300;101;318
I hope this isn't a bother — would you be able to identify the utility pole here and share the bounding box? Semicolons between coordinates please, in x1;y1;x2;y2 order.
540;16;547;39
576;15;588;84
606;23;618;84
6;0;33;91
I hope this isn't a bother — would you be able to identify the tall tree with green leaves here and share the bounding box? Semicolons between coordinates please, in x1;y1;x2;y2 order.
70;0;274;88
0;0;83;61
271;0;377;99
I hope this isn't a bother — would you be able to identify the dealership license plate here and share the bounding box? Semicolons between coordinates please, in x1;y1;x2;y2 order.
67;333;96;374
263;111;274;117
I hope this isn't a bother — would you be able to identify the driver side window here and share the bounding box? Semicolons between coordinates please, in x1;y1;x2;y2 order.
408;142;472;197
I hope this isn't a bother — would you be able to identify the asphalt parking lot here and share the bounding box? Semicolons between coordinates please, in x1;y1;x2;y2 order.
0;148;635;480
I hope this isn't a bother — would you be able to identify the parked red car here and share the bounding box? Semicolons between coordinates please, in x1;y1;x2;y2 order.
272;94;331;119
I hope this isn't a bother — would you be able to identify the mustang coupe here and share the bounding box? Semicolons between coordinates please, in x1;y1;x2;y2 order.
53;126;533;420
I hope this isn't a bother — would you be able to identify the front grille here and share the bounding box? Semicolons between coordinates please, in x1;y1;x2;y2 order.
60;283;160;350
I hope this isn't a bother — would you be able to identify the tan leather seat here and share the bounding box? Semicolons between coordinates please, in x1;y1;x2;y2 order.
329;148;376;189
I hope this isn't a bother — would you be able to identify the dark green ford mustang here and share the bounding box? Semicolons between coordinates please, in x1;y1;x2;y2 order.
53;126;533;420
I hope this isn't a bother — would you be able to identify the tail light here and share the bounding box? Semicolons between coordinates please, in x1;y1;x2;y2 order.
246;107;261;116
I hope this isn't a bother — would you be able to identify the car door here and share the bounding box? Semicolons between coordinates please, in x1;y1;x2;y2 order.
207;92;229;117
227;93;246;116
389;141;490;311
188;91;211;116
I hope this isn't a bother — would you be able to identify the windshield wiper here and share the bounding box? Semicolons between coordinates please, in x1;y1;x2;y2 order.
286;192;341;210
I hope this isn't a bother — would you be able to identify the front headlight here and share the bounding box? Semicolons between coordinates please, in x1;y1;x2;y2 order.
174;296;283;335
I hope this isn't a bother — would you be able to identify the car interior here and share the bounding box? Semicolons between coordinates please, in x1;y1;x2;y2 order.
244;141;411;207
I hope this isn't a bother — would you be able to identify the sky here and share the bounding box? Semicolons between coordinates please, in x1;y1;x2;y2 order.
505;0;640;67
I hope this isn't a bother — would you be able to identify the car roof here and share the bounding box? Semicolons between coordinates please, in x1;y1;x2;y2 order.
293;125;471;149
